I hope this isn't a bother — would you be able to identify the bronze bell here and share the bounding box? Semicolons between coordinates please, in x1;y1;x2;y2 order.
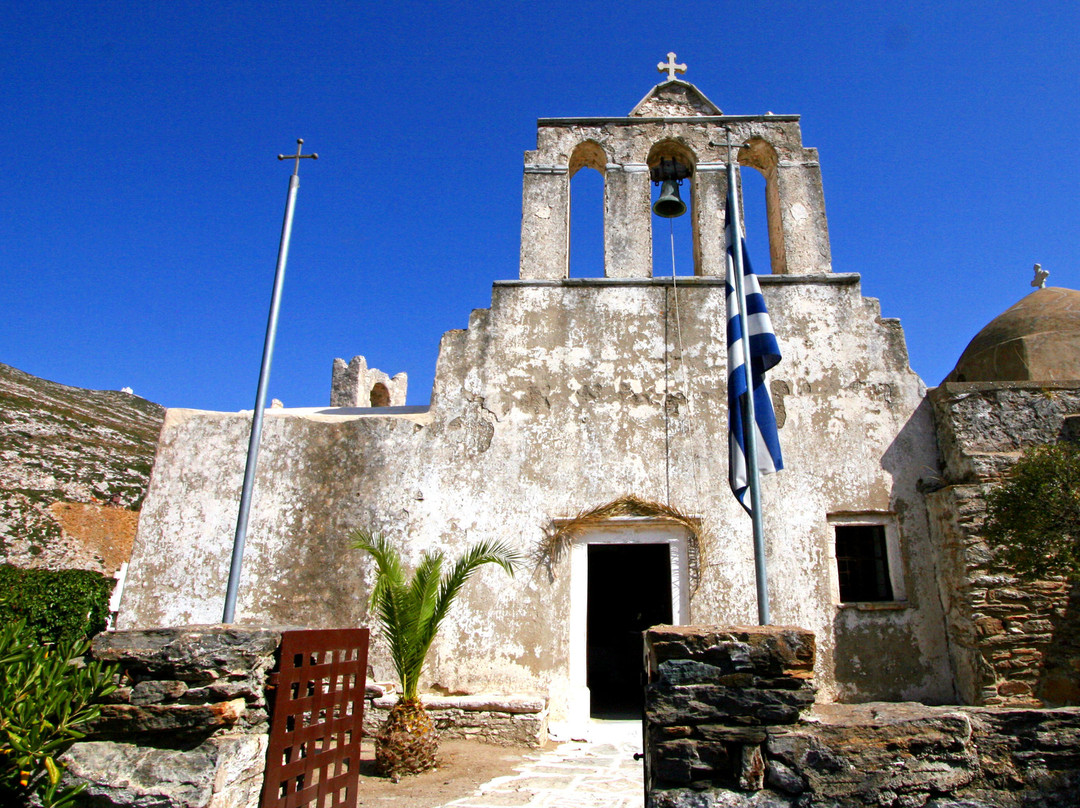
653;179;687;218
650;157;691;218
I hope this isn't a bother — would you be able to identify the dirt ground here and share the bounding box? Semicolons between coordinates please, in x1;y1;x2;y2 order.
355;738;544;808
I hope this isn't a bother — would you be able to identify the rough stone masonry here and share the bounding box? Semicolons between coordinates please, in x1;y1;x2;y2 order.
58;626;283;808
644;625;1080;808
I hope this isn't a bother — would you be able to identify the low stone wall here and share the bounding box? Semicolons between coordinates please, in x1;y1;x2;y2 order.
61;625;289;808
366;693;548;747
645;625;1080;808
58;626;547;807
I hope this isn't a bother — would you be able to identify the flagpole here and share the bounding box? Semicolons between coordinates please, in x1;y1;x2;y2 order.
222;139;316;624
726;159;771;626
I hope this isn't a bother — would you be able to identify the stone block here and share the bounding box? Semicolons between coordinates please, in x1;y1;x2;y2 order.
647;787;789;807
130;679;189;705
646;626;815;683
737;745;765;791
695;726;768;744
656;659;753;687
646;682;814;727
61;734;268;808
92;625;292;684
764;760;804;795
651;738;740;787
89;698;246;739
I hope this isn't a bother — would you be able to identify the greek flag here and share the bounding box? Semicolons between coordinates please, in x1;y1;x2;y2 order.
726;204;783;513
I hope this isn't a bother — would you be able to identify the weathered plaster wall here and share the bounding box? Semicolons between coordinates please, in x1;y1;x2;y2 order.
928;381;1080;706
122;271;949;717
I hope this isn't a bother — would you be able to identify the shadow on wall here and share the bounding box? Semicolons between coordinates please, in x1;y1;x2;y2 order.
1037;579;1080;705
831;608;929;702
831;397;953;703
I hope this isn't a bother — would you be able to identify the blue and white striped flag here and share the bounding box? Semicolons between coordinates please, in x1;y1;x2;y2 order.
726;204;783;514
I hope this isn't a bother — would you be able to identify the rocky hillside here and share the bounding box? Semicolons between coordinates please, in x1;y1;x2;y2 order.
0;362;165;573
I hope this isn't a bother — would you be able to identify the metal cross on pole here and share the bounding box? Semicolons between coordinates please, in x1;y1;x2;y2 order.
222;139;317;624
279;137;319;175
657;52;687;81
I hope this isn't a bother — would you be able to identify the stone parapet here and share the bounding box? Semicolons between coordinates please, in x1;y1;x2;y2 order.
644;626;816;792
929;382;1080;484
60;626;546;806
89;625;290;730
644;626;1080;808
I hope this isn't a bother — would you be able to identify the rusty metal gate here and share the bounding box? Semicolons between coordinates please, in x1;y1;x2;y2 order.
261;628;370;808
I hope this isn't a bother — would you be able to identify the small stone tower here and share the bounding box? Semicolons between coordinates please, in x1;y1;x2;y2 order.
330;355;407;408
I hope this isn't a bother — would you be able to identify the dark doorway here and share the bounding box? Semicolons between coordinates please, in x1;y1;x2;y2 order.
587;543;673;718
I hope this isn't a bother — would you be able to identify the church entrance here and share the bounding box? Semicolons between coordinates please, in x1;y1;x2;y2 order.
567;521;690;724
587;543;672;717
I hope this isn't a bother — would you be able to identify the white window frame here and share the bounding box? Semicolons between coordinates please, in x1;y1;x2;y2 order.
827;512;907;606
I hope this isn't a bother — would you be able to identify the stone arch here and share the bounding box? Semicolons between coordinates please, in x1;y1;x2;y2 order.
568;140;608;277
568;140;607;178
738;137;788;275
369;382;390;407
647;139;701;275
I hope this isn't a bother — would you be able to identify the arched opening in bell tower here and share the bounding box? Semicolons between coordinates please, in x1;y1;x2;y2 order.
738;138;788;275
568;141;607;278
740;167;772;275
647;140;699;277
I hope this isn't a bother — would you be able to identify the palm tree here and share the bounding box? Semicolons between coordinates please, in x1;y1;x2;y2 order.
351;530;519;779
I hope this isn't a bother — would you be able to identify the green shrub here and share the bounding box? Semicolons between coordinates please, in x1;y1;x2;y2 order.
0;618;118;807
984;442;1080;580
0;566;114;646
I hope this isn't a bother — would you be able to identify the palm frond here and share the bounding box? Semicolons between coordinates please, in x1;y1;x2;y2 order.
406;553;444;637
350;530;405;606
425;541;521;654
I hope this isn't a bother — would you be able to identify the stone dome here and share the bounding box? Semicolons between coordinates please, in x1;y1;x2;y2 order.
946;286;1080;383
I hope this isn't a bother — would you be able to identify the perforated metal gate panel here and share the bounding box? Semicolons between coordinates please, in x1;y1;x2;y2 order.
261;628;370;808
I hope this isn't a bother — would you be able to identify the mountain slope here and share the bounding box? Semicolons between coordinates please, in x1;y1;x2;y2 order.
0;362;165;572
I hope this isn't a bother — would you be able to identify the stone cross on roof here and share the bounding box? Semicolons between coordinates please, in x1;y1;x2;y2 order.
657;52;687;81
1031;263;1049;289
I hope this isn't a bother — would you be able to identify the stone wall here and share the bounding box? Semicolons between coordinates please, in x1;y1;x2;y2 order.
928;382;1080;706
644;625;1080;808
60;626;285;808
365;691;548;748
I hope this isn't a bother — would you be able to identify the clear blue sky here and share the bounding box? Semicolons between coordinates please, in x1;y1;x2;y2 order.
2;2;1077;411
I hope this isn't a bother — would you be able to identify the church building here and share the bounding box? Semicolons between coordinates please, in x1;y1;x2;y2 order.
117;61;1079;725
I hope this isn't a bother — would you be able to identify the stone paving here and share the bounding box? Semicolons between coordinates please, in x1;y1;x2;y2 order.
442;721;644;808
